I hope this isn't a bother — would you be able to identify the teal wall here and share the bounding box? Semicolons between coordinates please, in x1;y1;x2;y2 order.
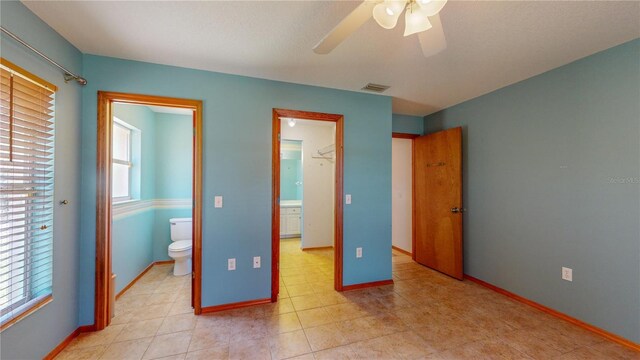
155;113;193;199
281;142;303;201
424;39;640;342
111;106;192;293
392;113;423;135
112;211;154;293
0;2;83;359
78;55;393;325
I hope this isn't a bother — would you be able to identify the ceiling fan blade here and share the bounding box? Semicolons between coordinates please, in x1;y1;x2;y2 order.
313;1;377;55
418;14;447;58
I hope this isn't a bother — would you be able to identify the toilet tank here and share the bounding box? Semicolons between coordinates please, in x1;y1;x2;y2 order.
170;218;192;241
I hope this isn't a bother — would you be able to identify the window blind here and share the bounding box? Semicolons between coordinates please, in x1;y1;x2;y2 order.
0;62;55;327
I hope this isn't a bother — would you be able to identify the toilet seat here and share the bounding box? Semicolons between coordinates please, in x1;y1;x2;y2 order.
169;240;192;251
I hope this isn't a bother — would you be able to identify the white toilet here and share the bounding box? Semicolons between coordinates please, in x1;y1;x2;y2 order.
168;217;192;276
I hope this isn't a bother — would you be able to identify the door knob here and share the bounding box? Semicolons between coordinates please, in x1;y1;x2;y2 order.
451;207;466;213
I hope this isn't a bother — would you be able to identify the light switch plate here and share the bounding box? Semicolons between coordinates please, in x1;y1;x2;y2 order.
356;247;362;258
228;258;236;271
345;194;352;205
562;267;572;281
214;196;223;208
253;256;261;269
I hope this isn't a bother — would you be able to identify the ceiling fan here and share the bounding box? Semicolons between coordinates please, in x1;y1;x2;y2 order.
313;0;448;58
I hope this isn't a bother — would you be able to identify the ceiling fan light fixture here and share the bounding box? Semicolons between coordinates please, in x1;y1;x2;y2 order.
287;118;296;127
386;0;408;15
404;4;432;36
417;0;448;17
373;2;402;29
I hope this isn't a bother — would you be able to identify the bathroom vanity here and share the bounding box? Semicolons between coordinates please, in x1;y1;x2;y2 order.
280;200;301;238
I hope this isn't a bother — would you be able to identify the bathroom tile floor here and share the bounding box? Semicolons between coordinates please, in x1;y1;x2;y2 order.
56;239;638;359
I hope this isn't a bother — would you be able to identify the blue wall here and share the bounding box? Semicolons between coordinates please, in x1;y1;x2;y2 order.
155;113;192;199
281;143;303;201
112;211;155;293
424;39;640;342
78;55;393;325
392;113;423;135
0;2;83;358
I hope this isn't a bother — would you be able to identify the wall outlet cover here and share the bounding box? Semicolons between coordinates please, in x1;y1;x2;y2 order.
356;247;362;258
228;258;236;271
214;196;223;208
562;267;572;281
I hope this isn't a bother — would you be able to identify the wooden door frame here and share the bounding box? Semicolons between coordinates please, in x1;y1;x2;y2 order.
391;133;419;258
95;91;203;330
272;109;344;301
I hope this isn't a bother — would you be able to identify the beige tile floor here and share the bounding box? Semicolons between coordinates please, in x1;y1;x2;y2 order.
56;239;638;359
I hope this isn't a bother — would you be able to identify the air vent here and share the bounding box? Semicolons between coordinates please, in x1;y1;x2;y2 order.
361;83;390;93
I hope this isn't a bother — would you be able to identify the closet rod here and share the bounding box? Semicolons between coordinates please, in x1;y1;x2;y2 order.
1;26;87;85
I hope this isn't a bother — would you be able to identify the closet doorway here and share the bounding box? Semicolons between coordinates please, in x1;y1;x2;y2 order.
271;109;344;301
391;133;418;257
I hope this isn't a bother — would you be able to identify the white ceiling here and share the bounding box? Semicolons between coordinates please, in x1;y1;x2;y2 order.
145;105;193;116
23;1;640;116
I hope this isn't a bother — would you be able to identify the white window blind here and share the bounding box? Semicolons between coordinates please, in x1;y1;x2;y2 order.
0;62;55;328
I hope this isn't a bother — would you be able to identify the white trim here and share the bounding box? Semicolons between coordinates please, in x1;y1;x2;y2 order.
112;198;192;220
155;199;192;209
112;199;153;219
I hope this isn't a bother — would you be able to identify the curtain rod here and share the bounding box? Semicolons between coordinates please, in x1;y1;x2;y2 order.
1;26;87;86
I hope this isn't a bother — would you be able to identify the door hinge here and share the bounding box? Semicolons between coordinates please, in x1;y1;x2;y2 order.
278;133;281;141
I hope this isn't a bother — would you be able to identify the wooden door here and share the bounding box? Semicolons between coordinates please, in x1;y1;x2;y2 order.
413;127;463;279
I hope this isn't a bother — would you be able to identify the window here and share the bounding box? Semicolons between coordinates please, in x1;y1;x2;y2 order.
112;118;132;202
0;59;56;329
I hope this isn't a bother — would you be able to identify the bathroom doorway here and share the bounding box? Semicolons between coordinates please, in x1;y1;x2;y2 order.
272;109;344;301
94;92;203;330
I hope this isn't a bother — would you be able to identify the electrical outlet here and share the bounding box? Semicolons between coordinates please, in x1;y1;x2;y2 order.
228;258;236;271
356;247;362;258
253;256;261;269
214;196;223;208
345;194;352;205
562;267;572;282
